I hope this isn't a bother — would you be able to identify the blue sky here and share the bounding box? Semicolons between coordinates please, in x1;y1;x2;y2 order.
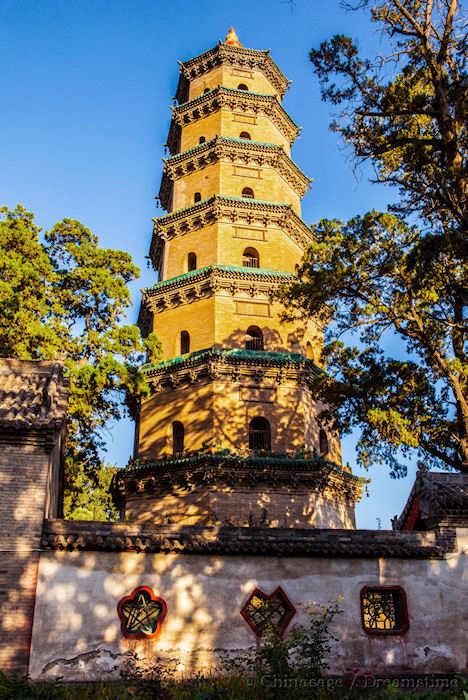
0;0;418;527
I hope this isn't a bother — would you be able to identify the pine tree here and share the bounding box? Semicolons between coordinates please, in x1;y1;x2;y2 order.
0;205;161;516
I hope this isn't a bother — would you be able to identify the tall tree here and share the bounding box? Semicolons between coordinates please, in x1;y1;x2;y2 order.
0;205;65;358
280;0;467;476
281;211;466;474
0;205;160;516
310;0;467;243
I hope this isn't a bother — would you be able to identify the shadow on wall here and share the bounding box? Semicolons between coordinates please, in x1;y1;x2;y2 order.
140;324;338;462
0;440;62;673
134;320;345;528
125;478;355;530
28;533;467;681
30;547;231;680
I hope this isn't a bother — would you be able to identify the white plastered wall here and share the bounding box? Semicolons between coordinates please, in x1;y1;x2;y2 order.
29;529;467;680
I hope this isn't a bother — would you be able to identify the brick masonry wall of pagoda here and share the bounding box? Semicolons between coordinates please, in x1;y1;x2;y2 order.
134;37;345;518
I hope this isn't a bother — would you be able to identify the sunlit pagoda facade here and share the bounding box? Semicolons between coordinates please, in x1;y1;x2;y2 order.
115;29;362;528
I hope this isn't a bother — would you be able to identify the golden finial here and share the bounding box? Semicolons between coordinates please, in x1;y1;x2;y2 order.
225;27;242;47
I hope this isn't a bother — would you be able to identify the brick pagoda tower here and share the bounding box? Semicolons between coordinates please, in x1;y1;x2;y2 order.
115;29;362;527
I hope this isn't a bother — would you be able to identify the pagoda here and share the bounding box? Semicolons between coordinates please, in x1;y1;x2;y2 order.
115;29;362;528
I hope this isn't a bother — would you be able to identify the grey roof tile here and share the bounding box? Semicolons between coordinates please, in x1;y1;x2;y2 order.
0;359;69;429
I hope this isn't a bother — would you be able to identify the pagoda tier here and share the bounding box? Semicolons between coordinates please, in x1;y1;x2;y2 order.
174;41;290;104
166;86;300;155
114;454;361;529
138;265;322;365
131;346;342;466
149;196;313;279
119;30;362;529
159;136;310;213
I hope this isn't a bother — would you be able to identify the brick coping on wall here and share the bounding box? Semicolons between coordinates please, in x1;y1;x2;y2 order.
41;519;456;558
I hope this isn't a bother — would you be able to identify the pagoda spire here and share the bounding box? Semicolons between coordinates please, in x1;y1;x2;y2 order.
225;27;242;47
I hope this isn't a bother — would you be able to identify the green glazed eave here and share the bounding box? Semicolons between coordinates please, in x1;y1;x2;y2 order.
141;346;318;373
164;135;285;164
144;264;294;292
175;86;291;111
153;194;293;225
118;450;364;484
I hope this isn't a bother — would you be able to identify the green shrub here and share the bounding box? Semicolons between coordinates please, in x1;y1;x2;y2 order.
0;672;465;700
217;598;343;699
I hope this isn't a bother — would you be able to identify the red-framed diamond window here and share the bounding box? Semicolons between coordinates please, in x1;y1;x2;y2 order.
117;586;167;640
360;586;409;636
240;586;296;638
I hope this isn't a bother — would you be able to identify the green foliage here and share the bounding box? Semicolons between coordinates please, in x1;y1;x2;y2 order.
279;212;467;474
0;205;161;518
220;599;343;699
254;599;342;695
0;670;465;700
63;464;119;521
286;601;342;678
0;205;65;359
309;1;466;244
299;1;467;476
0;672;153;699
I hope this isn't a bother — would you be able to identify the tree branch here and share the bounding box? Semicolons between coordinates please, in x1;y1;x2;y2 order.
391;0;426;38
424;0;433;44
438;0;458;65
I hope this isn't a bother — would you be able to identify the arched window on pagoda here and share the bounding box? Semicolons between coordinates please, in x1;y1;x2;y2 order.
172;421;184;457
245;326;264;351
237;83;249;91
242;247;259;268
187;252;197;271
305;342;314;360
242;187;254;199
199;136;206;144
319;429;329;456
249;417;271;451
180;331;190;355
194;192;202;203
239;131;251;140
